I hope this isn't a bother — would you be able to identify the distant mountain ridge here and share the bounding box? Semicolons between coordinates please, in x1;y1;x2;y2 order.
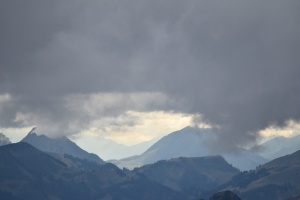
0;133;11;146
254;135;300;160
112;126;268;171
21;130;105;164
75;135;159;160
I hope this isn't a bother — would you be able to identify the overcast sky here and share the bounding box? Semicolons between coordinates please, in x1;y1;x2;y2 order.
0;1;300;151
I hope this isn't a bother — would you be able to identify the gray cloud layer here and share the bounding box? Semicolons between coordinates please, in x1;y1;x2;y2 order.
1;0;300;151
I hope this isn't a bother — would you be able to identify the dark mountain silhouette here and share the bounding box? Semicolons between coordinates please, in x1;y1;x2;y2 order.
219;150;300;200
112;126;267;171
0;142;184;200
21;130;105;164
0;142;71;199
2;142;300;200
0;142;67;180
209;190;241;200
0;133;11;146
134;156;239;192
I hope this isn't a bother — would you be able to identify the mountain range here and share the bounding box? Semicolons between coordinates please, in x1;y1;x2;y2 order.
1;126;300;199
18;127;300;170
0;142;234;200
0;142;185;200
112;126;268;171
1;141;299;199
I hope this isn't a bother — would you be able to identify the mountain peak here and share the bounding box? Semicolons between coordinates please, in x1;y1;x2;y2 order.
28;127;37;134
113;126;267;170
21;132;105;164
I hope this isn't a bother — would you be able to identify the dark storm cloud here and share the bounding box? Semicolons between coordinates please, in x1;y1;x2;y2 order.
0;0;300;150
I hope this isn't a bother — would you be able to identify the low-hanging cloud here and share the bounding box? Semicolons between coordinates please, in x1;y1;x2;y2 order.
0;0;300;151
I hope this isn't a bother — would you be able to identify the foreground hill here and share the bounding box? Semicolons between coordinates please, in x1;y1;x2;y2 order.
112;126;267;171
0;142;69;199
21;129;105;164
254;135;300;160
0;142;67;180
0;142;184;200
220;150;300;200
134;156;240;192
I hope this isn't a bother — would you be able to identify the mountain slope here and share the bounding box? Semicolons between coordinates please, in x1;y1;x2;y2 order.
47;152;102;170
21;130;105;164
0;142;184;200
0;133;11;146
112;127;267;171
0;142;67;181
255;135;300;160
220;150;300;200
0;142;72;199
134;156;240;192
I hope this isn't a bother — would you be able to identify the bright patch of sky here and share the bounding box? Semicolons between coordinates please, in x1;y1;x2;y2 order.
0;126;33;143
259;120;300;143
76;111;193;146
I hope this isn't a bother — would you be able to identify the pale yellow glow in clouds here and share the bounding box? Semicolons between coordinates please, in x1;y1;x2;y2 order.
259;120;300;141
84;111;195;145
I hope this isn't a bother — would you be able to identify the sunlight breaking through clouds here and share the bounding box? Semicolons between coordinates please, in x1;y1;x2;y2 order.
79;111;195;145
0;1;299;152
259;120;300;142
